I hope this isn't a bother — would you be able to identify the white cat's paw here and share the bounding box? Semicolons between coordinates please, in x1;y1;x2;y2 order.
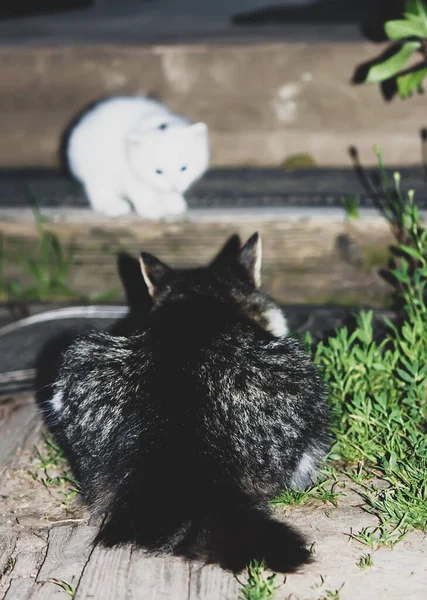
133;203;168;220
86;189;132;217
162;195;187;216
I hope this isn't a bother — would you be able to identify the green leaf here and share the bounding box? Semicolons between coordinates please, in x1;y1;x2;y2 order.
416;0;427;29
404;0;418;14
397;368;415;383
400;243;424;260
405;0;427;21
385;19;427;40
280;153;317;171
397;67;427;98
366;42;421;83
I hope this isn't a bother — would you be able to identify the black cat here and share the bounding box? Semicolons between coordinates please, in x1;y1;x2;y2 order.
39;233;329;573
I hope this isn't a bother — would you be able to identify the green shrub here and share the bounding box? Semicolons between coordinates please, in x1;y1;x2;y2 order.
364;0;427;99
315;148;427;537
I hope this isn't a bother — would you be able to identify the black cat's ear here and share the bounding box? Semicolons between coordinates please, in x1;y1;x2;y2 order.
117;252;152;309
239;232;262;287
210;234;241;267
139;252;172;297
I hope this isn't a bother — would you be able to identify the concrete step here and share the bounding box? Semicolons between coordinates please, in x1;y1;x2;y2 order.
0;6;425;168
0;167;426;209
0;207;395;308
0;166;420;307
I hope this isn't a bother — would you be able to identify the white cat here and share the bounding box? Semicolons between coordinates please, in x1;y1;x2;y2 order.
66;96;209;218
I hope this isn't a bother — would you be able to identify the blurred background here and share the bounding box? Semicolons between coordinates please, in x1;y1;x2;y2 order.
0;0;425;322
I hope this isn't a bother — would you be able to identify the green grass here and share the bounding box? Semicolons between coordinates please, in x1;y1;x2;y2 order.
0;203;76;301
272;474;345;508
314;148;427;542
0;201;119;302
238;561;280;600
46;579;75;598
356;553;374;569
318;586;345;600
31;434;80;506
238;149;426;597
341;195;360;220
2;556;16;577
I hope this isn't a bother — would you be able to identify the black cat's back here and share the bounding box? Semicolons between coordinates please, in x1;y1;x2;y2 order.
41;233;329;573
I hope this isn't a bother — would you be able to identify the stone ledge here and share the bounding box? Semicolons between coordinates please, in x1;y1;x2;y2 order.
0;38;425;168
0;210;394;307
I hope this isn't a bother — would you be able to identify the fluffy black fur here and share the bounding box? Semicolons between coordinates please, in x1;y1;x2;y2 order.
40;233;329;573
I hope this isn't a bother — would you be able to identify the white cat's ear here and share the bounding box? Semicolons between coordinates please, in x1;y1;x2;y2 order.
211;234;241;267
139;252;172;297
239;233;262;287
190;122;208;137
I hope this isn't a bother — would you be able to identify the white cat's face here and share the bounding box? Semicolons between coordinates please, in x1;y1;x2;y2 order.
125;122;209;193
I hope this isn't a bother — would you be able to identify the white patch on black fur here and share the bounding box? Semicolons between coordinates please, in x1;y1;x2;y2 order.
254;237;262;288
263;307;288;337
289;448;319;490
50;390;63;413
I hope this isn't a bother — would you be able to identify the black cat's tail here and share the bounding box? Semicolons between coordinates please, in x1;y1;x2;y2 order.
177;497;311;573
96;492;311;574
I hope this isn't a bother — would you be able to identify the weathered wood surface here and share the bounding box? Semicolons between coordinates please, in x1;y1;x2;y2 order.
1;532;47;599
0;399;39;469
36;525;96;593
1;398;427;599
127;553;190;600
0;530;243;600
0;213;394;306
0;530;17;575
75;544;132;600
188;563;240;600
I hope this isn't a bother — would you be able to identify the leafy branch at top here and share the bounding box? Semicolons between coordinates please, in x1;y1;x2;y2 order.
364;0;427;99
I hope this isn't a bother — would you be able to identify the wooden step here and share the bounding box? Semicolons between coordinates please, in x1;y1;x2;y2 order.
0;208;394;307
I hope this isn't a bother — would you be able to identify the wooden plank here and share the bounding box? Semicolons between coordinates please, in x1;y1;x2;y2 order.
188;563;240;600
126;551;190;600
2;531;47;600
75;544;132;600
3;578;39;600
0;529;17;575
6;531;47;580
4;578;74;600
0;530;18;597
36;525;96;592
0;218;393;307
4;526;95;600
0;403;39;469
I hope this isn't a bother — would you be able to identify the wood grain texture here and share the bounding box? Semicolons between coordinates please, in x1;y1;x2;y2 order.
7;532;47;580
0;403;39;469
126;552;190;600
2;531;47;599
0;217;393;306
75;544;132;600
0;529;17;574
3;578;39;600
0;529;18;597
188;563;239;600
5;578;74;600
37;525;96;586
